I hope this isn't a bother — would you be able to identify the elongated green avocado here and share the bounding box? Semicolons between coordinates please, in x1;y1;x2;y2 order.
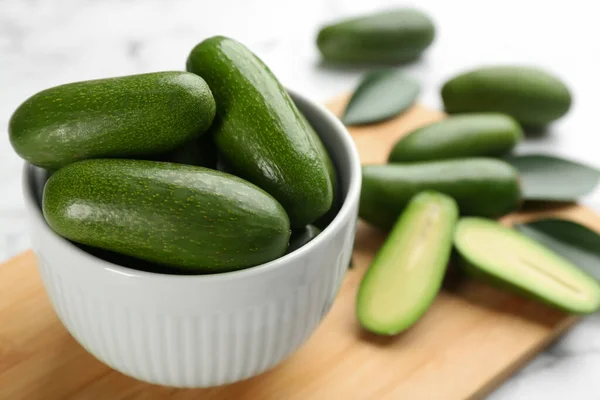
389;113;523;162
454;218;600;314
42;159;291;272
357;191;458;335
442;66;572;127
186;36;334;227
317;9;435;64
361;158;521;230
9;72;216;169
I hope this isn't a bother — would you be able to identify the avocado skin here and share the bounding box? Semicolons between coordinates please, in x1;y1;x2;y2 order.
9;72;216;170
360;158;521;230
187;36;334;227
389;113;523;162
42;159;291;272
317;9;435;64
441;66;572;127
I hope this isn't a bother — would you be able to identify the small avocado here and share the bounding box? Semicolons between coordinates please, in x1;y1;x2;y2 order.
43;159;291;272
441;66;572;127
317;9;435;65
187;36;334;227
286;225;322;255
357;191;458;335
360;158;521;230
389;113;523;162
454;217;600;314
9;72;216;169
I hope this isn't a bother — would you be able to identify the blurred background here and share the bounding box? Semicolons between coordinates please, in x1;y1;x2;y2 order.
1;0;599;398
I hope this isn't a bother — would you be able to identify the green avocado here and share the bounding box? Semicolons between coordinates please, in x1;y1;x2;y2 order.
360;158;521;230
357;191;458;335
42;159;291;272
441;66;572;127
187;36;334;227
454;217;600;314
9;72;216;169
389;113;523;162
317;9;435;64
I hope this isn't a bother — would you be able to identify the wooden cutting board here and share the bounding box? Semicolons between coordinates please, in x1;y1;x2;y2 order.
1;96;598;400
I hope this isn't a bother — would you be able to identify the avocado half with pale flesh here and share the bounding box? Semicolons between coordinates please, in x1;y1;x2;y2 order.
357;191;458;335
454;217;600;314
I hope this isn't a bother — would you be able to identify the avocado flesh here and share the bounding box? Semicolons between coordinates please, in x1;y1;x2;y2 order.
454;218;600;313
357;192;458;335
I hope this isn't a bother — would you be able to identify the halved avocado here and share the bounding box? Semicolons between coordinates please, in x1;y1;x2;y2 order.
454;217;600;314
357;191;458;335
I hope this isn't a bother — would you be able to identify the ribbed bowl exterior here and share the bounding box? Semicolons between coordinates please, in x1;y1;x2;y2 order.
32;213;355;387
23;90;361;388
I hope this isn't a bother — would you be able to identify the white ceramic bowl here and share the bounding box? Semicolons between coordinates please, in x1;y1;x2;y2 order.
23;90;361;388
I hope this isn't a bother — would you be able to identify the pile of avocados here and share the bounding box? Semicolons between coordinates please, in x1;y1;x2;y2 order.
9;36;335;273
316;9;600;335
8;8;600;338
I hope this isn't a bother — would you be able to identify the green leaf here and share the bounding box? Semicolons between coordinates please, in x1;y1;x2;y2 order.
342;69;420;126
516;218;600;281
505;154;600;201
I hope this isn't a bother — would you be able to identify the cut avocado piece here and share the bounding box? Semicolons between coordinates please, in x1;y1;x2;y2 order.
454;217;600;314
357;191;458;335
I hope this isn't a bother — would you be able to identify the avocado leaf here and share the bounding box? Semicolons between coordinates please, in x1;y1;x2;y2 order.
505;154;600;201
342;69;420;126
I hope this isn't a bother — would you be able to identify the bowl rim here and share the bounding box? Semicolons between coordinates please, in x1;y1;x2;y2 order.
23;89;362;282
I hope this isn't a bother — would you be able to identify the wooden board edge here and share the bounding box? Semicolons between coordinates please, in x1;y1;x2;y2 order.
469;315;579;399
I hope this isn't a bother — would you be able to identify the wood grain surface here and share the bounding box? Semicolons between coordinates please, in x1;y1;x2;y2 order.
1;97;597;400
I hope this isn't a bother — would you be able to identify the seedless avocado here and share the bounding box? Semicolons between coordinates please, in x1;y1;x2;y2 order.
187;36;334;227
357;191;458;335
9;72;216;169
389;113;523;162
454;218;600;314
361;158;521;230
42;159;291;272
317;9;435;64
442;66;572;127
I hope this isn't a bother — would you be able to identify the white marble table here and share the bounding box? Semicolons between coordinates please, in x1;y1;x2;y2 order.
2;0;600;397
